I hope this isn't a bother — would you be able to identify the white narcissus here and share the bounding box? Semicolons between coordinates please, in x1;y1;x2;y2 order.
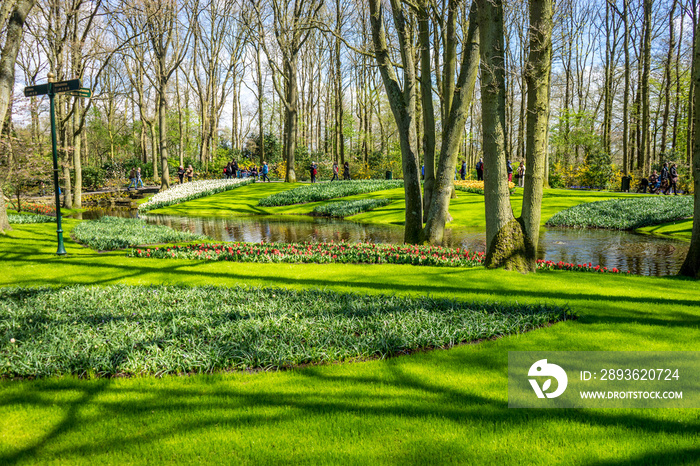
139;178;254;212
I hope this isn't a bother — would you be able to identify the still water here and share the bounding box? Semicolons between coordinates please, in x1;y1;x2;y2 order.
142;213;689;277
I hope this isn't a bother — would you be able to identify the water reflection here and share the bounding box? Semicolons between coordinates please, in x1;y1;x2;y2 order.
73;205;139;220
145;214;689;277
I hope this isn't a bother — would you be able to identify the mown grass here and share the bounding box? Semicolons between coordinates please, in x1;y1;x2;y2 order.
637;219;693;240
546;196;693;230
1;215;699;464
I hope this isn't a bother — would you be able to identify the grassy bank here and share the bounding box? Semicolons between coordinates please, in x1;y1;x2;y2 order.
637;219;693;240
1;213;699;464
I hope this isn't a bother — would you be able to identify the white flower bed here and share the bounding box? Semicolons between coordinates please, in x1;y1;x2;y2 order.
138;178;255;212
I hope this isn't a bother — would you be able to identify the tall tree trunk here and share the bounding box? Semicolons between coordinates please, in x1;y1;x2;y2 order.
150;121;158;180
0;0;35;232
520;0;553;269
73;102;82;207
477;0;523;269
283;56;298;183
661;0;677;160
673;0;685;153
680;10;700;278
422;1;480;244
368;0;422;243
158;80;170;190
419;0;436;220
622;0;630;174
640;0;652;173
687;0;698;166
256;45;264;164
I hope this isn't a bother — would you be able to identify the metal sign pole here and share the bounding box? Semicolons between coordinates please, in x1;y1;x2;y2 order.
48;75;67;256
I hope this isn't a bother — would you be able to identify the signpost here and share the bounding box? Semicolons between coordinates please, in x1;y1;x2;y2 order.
23;75;89;256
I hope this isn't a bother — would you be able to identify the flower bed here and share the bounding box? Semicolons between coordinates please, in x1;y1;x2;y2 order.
72;216;207;250
536;260;629;274
138;178;255;212
311;198;392;218
127;241;630;274
257;180;404;207
129;241;485;267
7;213;54;224
454;180;516;195
546;196;693;230
7;201;54;216
0;285;571;377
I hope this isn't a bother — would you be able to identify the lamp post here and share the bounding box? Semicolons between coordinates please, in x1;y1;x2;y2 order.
24;75;87;255
47;72;67;255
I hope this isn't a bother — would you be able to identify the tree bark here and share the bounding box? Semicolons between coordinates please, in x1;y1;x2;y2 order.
640;0;652;173
520;0;553;270
419;0;436;220
283;56;298;182
422;1;480;244
0;0;35;232
368;0;423;243
477;0;524;269
680;9;700;278
158;80;170;189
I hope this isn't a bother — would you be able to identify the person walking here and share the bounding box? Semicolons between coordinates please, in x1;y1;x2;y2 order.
331;162;339;181
343;161;350;180
177;165;185;184
232;159;239;178
185;165;194;182
128;167;137;190
660;162;670;193
517;161;525;188
507;160;513;182
261;162;270;182
667;163;679;195
460;160;467;180
136;167;144;188
310;162;317;183
476;158;484;181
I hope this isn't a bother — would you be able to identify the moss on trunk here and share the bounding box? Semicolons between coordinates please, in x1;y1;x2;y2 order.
484;218;535;273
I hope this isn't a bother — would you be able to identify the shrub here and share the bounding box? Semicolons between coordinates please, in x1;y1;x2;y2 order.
72;216;207;250
81;165;107;191
311;198;392;217
258;180;404;207
546;196;693;230
0;285;571;377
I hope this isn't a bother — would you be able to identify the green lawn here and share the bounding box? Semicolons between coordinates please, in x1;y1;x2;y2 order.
638;219;693;240
1;220;700;464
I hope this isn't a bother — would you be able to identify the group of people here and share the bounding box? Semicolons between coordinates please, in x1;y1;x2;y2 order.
640;162;679;195
127;167;144;189
176;165;194;184
222;160;270;182
455;157;525;188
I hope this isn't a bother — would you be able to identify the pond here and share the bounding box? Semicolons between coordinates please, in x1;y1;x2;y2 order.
142;213;690;277
69;204;689;276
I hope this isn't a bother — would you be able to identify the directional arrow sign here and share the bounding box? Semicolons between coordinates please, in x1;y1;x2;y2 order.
52;79;80;93
67;88;91;98
24;83;49;97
